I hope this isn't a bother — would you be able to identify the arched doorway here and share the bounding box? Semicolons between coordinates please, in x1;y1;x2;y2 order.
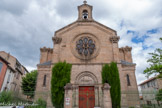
74;72;99;108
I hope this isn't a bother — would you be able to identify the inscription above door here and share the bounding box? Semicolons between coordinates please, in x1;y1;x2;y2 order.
79;76;95;85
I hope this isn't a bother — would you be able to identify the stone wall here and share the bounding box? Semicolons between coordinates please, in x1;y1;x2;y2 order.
35;65;53;107
119;64;140;107
40;47;53;64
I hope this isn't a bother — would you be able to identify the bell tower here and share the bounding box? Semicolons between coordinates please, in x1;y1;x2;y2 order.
78;0;93;21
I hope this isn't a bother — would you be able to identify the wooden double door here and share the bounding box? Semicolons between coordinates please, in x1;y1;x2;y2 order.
79;86;95;108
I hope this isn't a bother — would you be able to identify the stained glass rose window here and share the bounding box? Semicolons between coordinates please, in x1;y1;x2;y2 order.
76;37;95;56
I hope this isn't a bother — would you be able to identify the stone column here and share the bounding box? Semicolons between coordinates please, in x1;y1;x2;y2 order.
102;83;112;108
110;36;120;62
52;36;62;63
99;85;103;107
73;85;79;108
64;83;73;108
76;86;79;107
95;85;99;107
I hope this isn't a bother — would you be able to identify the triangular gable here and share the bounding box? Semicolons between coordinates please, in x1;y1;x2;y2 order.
54;20;117;36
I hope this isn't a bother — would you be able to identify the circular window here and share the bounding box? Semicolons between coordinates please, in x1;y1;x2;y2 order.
76;37;95;56
71;34;100;60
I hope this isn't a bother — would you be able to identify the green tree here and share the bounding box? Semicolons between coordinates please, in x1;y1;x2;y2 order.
102;62;121;108
0;91;13;104
51;61;72;108
143;38;162;78
21;70;38;98
156;89;162;102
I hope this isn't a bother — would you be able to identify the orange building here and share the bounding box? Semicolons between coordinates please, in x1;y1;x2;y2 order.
0;56;9;90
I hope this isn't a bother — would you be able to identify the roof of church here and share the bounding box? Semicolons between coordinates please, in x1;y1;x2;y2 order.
38;61;52;66
55;20;117;35
121;60;135;65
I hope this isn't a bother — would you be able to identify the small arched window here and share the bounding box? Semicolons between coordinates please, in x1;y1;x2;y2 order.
43;75;47;86
82;10;88;19
127;74;131;86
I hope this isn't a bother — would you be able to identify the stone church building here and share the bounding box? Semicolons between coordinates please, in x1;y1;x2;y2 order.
35;1;140;108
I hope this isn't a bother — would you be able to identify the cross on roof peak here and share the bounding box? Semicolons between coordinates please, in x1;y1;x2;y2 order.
83;0;87;4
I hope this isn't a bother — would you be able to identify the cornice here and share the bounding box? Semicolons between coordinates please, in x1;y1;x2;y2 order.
119;46;132;52
40;47;53;53
52;37;62;44
110;36;120;43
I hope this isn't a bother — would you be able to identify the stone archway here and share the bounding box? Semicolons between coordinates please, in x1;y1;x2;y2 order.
64;72;111;108
73;72;100;108
75;71;98;85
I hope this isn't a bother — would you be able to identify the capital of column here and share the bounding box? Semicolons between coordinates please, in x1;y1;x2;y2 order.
64;83;73;90
73;85;79;89
52;36;62;44
119;46;132;52
110;36;120;43
102;83;111;90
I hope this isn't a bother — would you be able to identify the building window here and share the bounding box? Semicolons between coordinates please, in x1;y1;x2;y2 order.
147;101;151;105
16;72;20;79
43;75;47;86
7;74;11;83
127;74;131;86
4;87;7;91
143;85;145;89
82;10;88;19
147;82;150;88
76;37;95;56
0;62;3;73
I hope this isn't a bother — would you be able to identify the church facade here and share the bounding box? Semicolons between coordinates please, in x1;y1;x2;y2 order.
35;2;140;108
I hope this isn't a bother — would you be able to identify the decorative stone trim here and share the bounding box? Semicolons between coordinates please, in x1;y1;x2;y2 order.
40;47;53;53
119;46;132;52
73;86;79;89
71;33;100;60
110;36;120;43
52;37;62;44
95;85;99;89
64;83;73;90
75;71;98;85
102;83;111;90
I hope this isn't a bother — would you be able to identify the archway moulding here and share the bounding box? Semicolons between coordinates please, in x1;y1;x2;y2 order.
75;71;98;85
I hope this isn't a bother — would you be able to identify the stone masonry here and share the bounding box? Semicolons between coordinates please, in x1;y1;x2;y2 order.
35;2;140;108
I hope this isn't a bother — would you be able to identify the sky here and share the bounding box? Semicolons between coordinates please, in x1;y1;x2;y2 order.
0;0;161;84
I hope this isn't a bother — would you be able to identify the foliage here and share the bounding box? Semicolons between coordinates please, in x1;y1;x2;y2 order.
0;91;13;104
51;61;72;108
102;62;121;108
26;98;46;108
156;89;162;101
36;98;47;108
0;91;30;106
143;38;162;78
21;70;38;98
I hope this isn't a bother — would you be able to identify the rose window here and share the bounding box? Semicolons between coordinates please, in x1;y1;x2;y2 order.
76;37;95;56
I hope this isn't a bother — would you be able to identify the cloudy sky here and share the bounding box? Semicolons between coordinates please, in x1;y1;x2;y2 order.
0;0;161;84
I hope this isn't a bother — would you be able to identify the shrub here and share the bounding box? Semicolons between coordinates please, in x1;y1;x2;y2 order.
102;62;121;108
0;91;13;104
51;61;72;108
35;98;46;108
26;98;46;108
156;89;162;101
